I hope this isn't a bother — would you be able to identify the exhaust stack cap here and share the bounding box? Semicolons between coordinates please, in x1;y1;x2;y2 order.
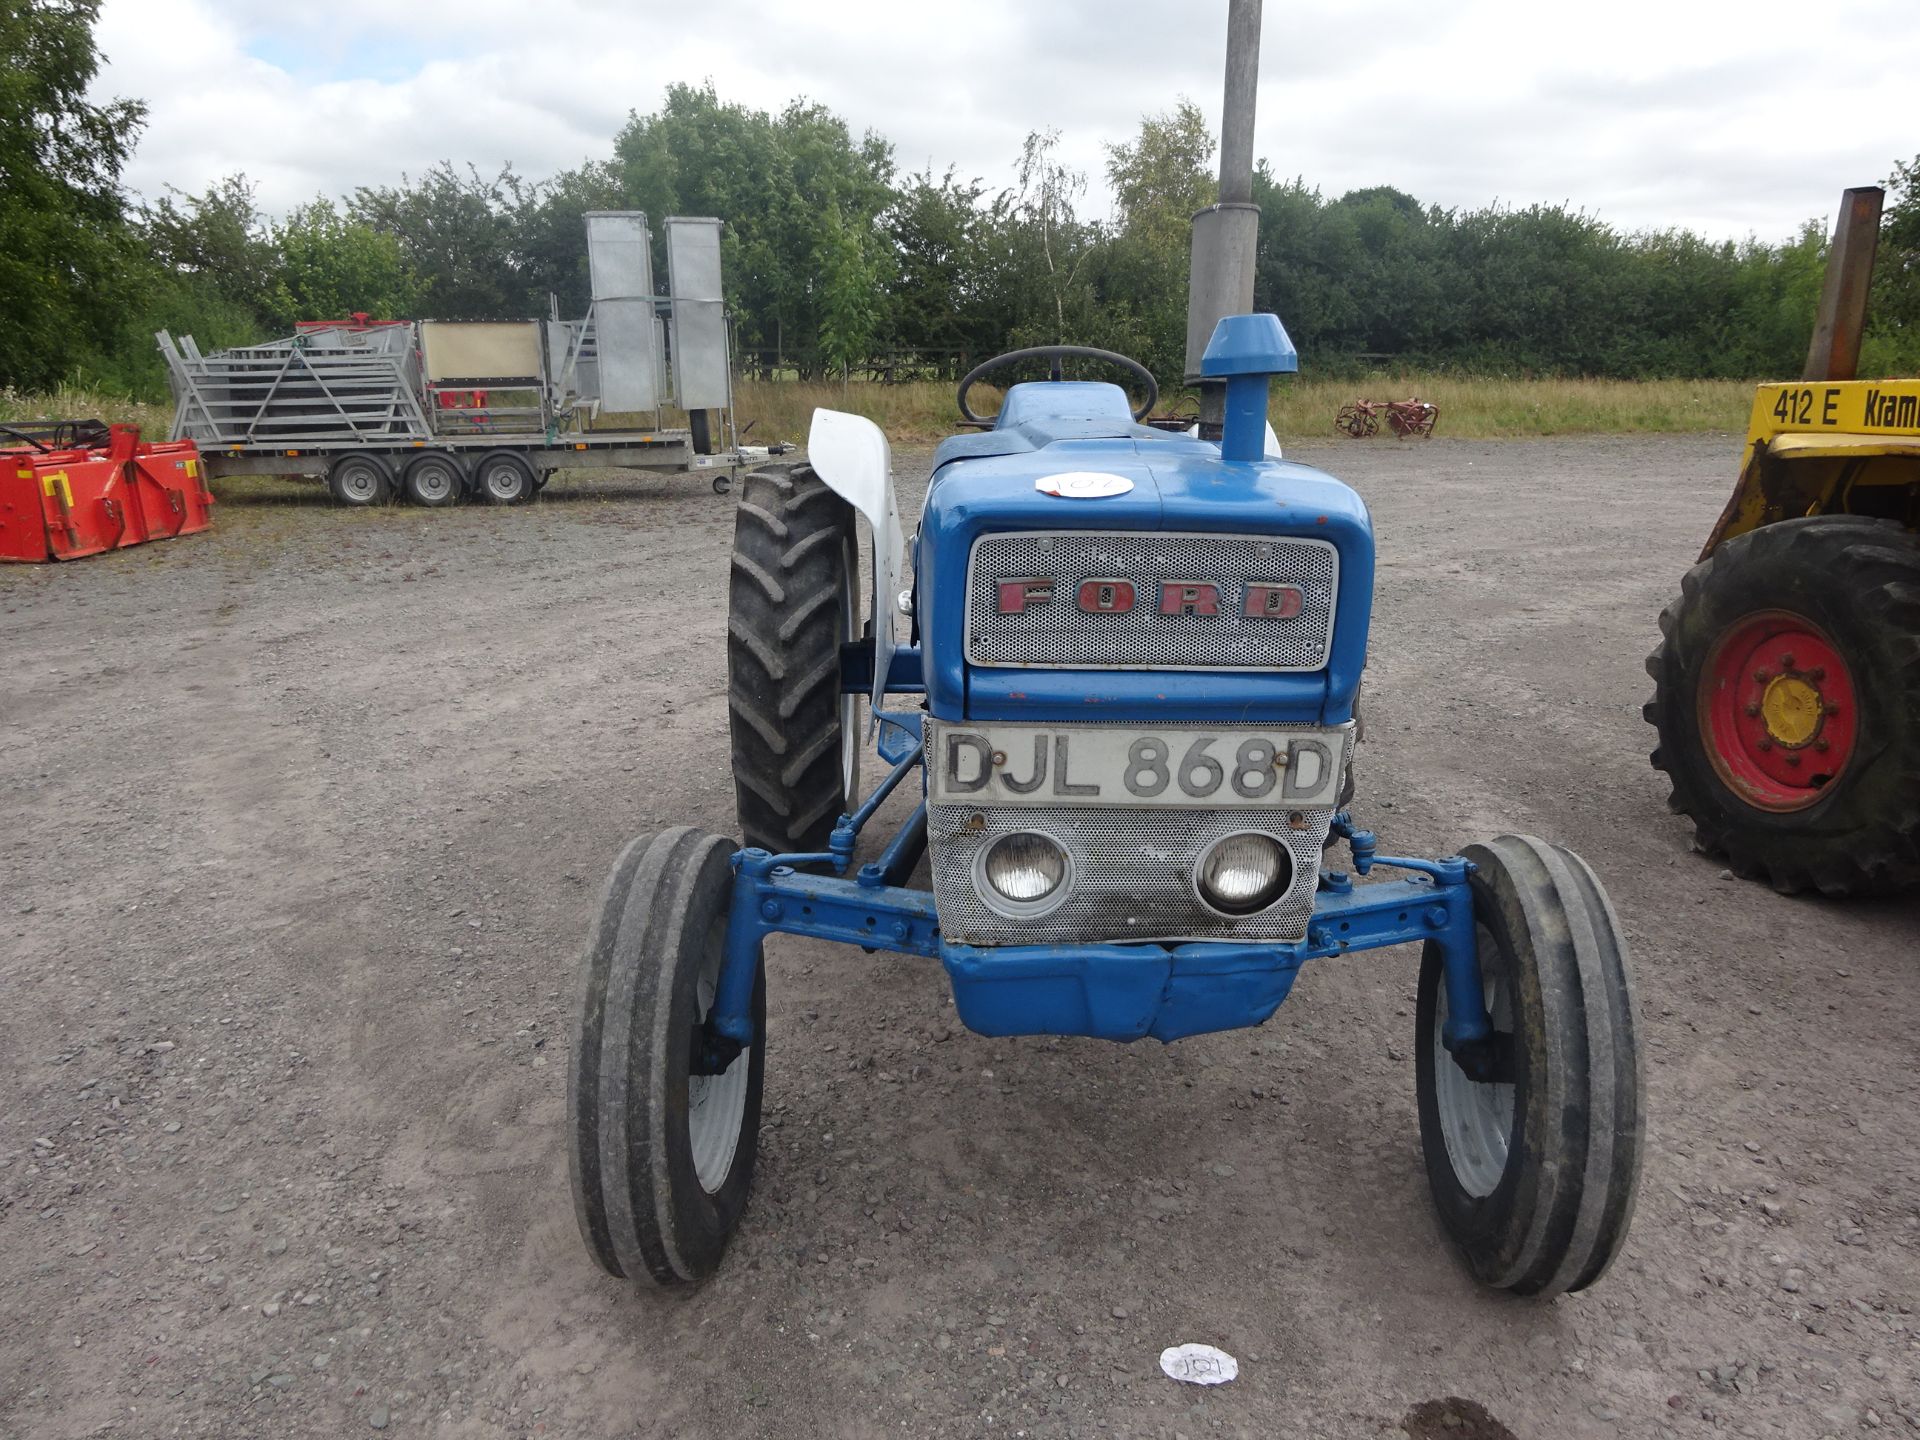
1201;313;1297;463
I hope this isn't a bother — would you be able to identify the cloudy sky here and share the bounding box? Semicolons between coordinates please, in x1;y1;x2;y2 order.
92;0;1918;241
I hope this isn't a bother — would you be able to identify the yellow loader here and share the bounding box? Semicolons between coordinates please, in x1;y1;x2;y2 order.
1646;188;1920;895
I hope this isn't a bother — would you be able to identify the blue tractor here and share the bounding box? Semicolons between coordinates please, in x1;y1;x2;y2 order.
567;315;1644;1297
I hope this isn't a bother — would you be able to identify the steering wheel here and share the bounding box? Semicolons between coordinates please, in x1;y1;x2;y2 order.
956;345;1159;426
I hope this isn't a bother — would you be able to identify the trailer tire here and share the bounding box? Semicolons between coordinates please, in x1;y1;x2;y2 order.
475;452;536;505
1645;516;1920;895
727;464;860;856
403;451;463;507
568;827;763;1287
1415;835;1643;1297
327;454;391;507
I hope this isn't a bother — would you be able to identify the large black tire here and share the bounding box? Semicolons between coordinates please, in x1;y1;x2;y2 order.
569;828;764;1287
727;464;861;855
1415;835;1643;1298
403;451;462;507
327;453;391;506
1645;516;1920;895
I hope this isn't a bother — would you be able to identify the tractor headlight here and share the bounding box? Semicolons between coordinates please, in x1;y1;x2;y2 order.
1195;832;1292;916
976;831;1072;916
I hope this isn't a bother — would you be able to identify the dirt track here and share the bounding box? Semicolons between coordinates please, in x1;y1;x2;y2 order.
3;434;1917;1440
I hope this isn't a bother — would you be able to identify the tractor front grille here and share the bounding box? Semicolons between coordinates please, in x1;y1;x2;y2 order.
966;530;1338;671
928;792;1348;948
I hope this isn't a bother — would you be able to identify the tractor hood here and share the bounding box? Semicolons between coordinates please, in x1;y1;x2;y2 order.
915;419;1375;726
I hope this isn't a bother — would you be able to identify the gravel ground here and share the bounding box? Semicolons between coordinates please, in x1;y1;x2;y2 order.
2;434;1917;1440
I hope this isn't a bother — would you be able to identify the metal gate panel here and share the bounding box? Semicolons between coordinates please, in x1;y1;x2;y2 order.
585;211;660;412
665;217;729;410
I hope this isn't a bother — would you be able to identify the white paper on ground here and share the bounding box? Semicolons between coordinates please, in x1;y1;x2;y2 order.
1159;1343;1239;1386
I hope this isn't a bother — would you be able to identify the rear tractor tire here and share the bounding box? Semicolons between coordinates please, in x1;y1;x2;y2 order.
726;464;861;856
1415;835;1643;1297
568;827;764;1287
1645;516;1920;895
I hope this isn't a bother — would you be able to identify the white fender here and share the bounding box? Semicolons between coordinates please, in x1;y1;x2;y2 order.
807;408;904;722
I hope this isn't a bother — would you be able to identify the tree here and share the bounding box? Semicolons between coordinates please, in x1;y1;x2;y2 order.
269;198;422;328
613;83;895;375
978;129;1107;357
1868;155;1920;373
884;166;994;369
352;163;526;318
138;175;280;320
1100;101;1215;376
0;0;146;389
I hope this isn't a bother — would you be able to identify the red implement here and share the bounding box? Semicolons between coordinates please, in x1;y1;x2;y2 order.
0;423;212;563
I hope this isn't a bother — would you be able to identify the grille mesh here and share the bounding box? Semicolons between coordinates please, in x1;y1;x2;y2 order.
967;531;1337;671
929;724;1353;946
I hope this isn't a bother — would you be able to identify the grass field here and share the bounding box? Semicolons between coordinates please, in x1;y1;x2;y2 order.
732;375;1752;445
3;376;1752;454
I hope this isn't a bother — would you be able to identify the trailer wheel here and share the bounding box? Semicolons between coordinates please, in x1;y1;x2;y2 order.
727;464;861;855
1646;516;1920;895
1415;835;1642;1298
327;454;391;506
568;827;763;1287
403;452;462;507
475;453;536;505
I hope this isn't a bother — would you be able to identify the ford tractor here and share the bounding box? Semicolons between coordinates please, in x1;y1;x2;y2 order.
565;314;1645;1298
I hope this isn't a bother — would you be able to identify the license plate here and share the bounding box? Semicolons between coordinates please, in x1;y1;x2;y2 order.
926;720;1348;809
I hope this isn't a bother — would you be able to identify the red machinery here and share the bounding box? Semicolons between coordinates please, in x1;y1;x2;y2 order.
1335;397;1440;439
0;421;213;563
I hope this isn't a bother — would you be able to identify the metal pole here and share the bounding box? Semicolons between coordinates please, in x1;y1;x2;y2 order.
1187;0;1263;436
1803;186;1884;383
1218;0;1261;206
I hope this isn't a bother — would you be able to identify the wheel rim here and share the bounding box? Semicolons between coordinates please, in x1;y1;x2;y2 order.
688;925;748;1194
341;465;378;502
1432;935;1515;1199
1699;610;1858;812
483;462;522;501
415;464;454;501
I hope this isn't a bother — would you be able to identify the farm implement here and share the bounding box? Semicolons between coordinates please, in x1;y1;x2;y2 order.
0;421;211;563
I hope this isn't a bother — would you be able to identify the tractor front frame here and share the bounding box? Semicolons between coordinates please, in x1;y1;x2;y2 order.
698;715;1495;1065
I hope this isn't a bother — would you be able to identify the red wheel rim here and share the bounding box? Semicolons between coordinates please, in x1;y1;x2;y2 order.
1698;610;1858;812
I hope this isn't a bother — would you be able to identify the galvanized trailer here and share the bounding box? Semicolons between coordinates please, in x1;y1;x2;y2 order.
156;213;763;503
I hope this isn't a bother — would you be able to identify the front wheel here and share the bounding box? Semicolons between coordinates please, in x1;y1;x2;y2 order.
568;827;764;1286
1415;835;1643;1297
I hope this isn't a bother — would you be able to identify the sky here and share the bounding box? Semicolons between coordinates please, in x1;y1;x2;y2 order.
90;0;1920;243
